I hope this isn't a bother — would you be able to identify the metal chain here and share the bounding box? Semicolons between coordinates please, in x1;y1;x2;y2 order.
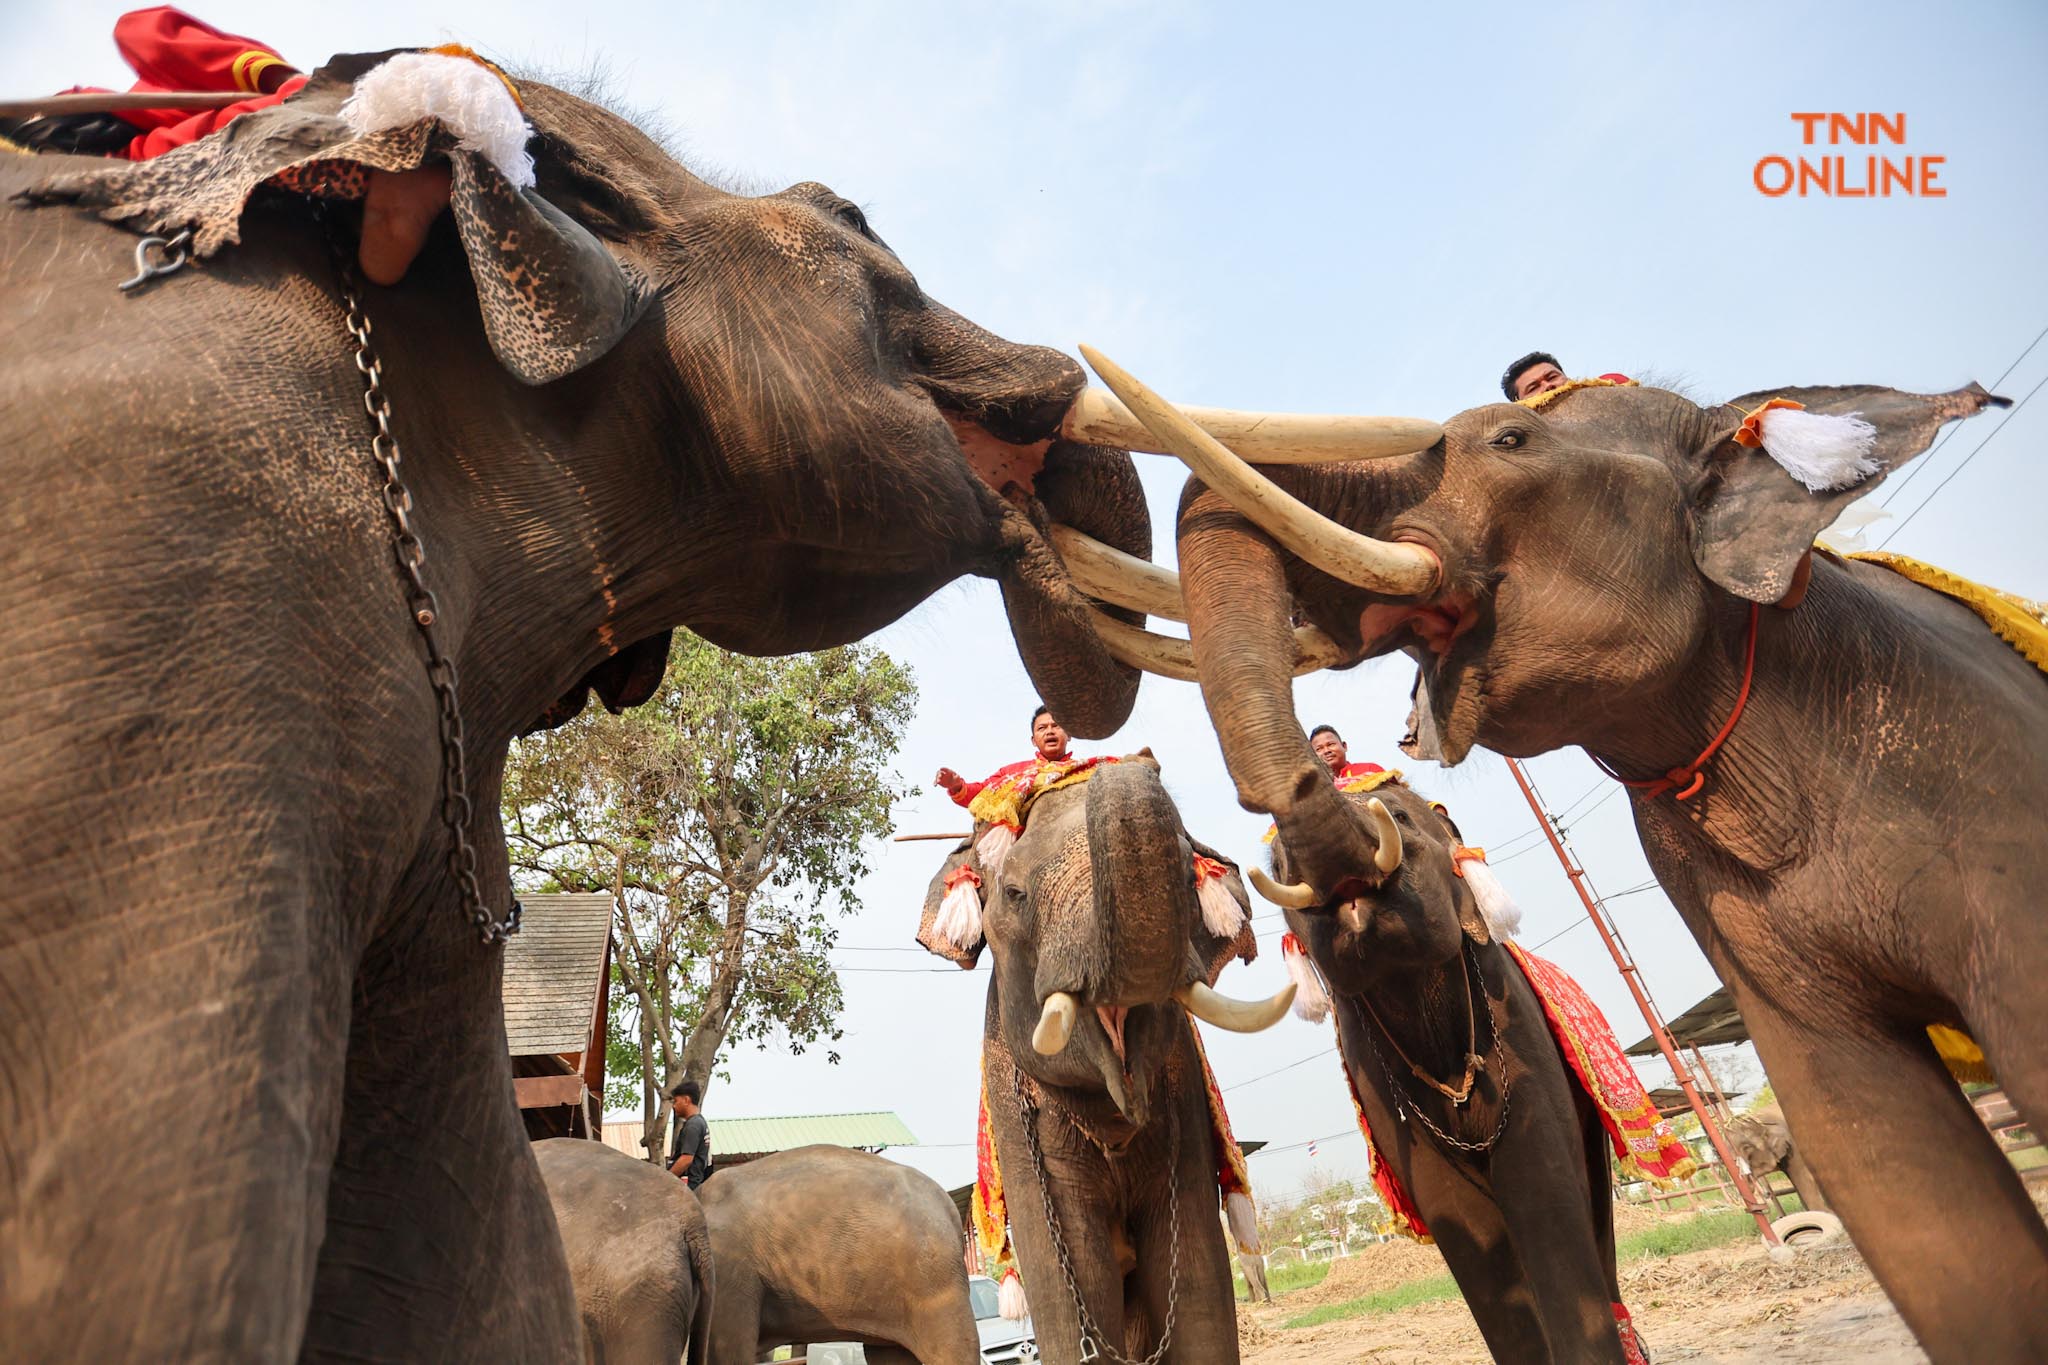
1012;1065;1182;1365
1360;942;1512;1154
324;219;520;946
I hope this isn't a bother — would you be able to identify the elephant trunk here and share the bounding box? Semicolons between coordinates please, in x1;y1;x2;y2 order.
1177;483;1388;902
1082;761;1197;1006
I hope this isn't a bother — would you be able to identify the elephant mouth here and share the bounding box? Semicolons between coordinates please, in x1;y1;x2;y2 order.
1355;589;1482;664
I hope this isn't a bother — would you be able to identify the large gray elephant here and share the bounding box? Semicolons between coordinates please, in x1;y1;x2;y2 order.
695;1145;981;1364
1270;780;1637;1363
1095;354;2046;1360
1724;1105;1829;1213
0;49;1180;1360
535;1138;714;1365
916;754;1294;1365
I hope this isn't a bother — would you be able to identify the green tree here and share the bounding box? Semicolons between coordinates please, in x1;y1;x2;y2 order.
503;633;917;1160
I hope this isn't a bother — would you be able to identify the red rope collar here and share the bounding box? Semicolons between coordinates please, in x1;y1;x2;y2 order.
1594;603;1761;801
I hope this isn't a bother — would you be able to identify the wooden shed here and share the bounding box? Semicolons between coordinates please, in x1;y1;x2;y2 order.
503;892;613;1141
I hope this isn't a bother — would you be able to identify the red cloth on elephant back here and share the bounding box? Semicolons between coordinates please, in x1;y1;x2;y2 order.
59;7;307;159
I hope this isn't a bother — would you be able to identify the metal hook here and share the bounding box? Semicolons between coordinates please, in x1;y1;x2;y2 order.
118;229;192;292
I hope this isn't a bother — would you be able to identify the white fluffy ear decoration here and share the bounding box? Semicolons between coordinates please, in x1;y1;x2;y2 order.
935;868;984;951
999;1268;1029;1321
1225;1189;1263;1254
341;52;536;189
1281;933;1330;1024
1749;405;1880;492
1194;858;1246;937
1460;857;1523;939
976;824;1018;881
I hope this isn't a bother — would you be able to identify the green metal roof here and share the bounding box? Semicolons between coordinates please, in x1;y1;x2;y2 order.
713;1111;918;1158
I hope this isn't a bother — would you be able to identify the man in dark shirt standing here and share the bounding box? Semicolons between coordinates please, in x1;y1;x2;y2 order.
666;1080;711;1189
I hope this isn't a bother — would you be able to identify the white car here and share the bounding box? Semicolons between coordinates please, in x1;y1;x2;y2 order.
768;1275;1039;1365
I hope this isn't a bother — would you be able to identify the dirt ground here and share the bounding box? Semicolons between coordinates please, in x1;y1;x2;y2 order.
1239;1210;1926;1365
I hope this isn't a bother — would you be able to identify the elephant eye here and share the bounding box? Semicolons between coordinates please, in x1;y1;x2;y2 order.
832;199;874;239
1490;429;1527;450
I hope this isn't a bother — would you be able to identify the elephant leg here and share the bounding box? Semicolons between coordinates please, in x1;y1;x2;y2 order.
1577;1086;1623;1305
0;869;348;1360
863;1347;919;1365
300;891;581;1362
1743;997;2048;1362
1400;1143;1551;1365
1127;1179;1239;1362
895;1291;985;1365
1782;1147;1829;1212
1484;1089;1628;1365
706;1267;762;1365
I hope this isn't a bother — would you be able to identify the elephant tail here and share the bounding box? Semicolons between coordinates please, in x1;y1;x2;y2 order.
684;1215;715;1365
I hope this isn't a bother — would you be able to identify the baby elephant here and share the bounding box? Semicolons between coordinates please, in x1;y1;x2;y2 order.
534;1138;714;1365
698;1145;984;1364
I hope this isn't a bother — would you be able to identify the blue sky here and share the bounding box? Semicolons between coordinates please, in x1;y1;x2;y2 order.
18;2;2044;1207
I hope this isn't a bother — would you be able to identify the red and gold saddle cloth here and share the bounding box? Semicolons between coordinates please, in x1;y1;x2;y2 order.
1341;944;1696;1225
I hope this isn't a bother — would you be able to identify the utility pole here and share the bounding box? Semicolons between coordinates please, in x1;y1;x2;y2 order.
1504;758;1779;1245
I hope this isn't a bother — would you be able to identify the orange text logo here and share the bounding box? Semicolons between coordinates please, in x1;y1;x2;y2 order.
1754;114;1945;198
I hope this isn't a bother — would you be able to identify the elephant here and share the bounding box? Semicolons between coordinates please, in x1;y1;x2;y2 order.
916;753;1295;1365
0;47;1194;1360
1223;1190;1272;1304
535;1138;715;1365
1270;779;1636;1363
695;1144;982;1365
1090;352;2047;1360
1724;1104;1829;1213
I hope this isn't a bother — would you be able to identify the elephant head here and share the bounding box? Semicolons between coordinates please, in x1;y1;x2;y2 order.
1266;779;1498;1001
1113;352;2010;900
917;755;1288;1126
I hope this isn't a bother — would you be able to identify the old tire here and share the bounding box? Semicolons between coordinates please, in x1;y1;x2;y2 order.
1771;1210;1846;1249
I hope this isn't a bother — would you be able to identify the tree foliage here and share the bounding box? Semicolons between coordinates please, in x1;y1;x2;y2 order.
503;632;916;1156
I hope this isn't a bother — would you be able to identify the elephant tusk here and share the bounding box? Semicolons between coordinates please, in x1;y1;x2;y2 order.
1174;979;1297;1034
1060;386;1441;466
1050;523;1187;622
1033;991;1079;1055
1366;797;1403;874
1249;867;1319;909
1079;346;1442;598
1085;609;1352;683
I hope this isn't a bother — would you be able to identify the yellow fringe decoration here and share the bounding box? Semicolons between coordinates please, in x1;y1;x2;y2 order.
1927;1025;1996;1086
1516;376;1637;409
1849;551;2048;676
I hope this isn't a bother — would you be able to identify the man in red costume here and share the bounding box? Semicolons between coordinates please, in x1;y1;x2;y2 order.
1308;723;1385;785
935;705;1075;809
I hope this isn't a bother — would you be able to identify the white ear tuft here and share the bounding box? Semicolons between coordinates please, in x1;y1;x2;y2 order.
1281;934;1330;1023
934;872;984;951
1461;857;1523;939
1197;872;1246;938
998;1268;1029;1320
1755;407;1880;492
342;52;535;188
975;824;1017;881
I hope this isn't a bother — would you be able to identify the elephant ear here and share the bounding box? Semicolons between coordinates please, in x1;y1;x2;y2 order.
23;50;654;386
1688;383;2008;603
917;836;986;969
1188;836;1258;986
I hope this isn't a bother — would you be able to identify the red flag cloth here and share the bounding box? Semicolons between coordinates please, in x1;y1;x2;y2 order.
59;7;307;159
1340;944;1696;1244
1502;942;1697;1183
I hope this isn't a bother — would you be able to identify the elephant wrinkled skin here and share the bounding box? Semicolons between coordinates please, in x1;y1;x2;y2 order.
918;756;1265;1365
536;1138;715;1365
0;55;1151;1361
1272;783;1631;1364
696;1145;983;1365
1174;376;2047;1362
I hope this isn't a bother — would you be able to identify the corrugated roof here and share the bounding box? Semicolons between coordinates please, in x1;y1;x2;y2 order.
1625;986;1747;1056
714;1111;918;1158
502;893;612;1056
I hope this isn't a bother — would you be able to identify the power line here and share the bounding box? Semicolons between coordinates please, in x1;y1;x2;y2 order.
1877;368;2048;549
1878;321;2048;510
1222;1045;1338;1091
